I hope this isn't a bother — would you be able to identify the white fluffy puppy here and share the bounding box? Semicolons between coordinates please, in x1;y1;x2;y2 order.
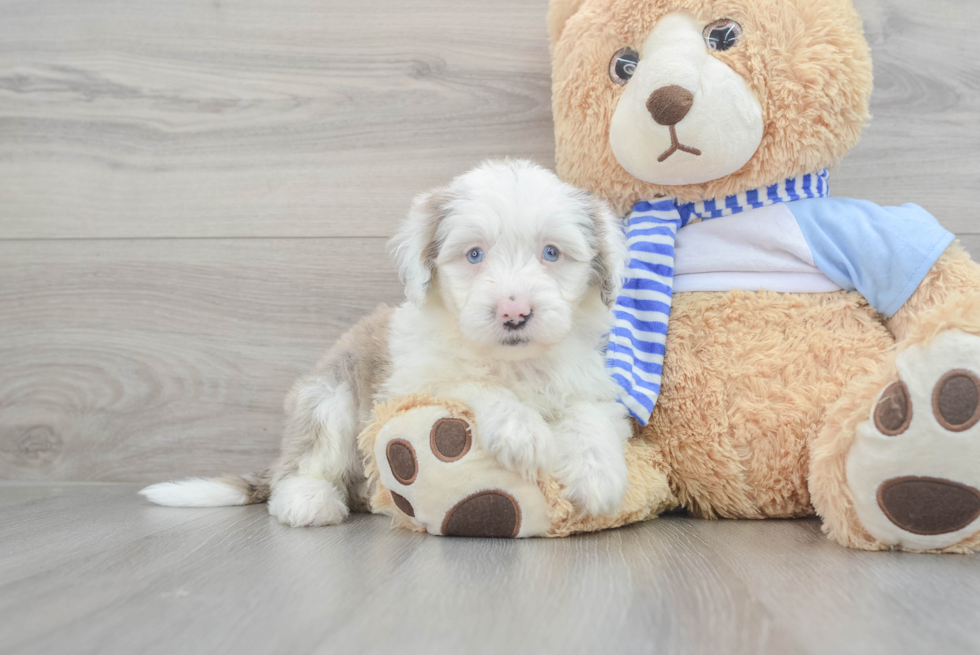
141;160;633;525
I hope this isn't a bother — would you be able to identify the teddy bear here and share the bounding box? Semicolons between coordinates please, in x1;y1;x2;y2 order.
358;0;980;552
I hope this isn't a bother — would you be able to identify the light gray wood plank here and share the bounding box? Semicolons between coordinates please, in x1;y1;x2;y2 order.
2;0;980;239
1;0;980;484
958;234;980;258
835;0;980;233
10;236;979;484
1;483;978;655
0;0;555;239
0;238;402;481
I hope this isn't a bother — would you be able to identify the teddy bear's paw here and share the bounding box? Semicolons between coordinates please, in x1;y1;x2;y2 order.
847;330;980;551
373;401;551;538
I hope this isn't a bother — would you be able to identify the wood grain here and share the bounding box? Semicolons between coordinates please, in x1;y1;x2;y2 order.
0;0;555;239
0;238;402;481
1;0;980;484
1;0;979;239
835;0;980;227
1;483;979;655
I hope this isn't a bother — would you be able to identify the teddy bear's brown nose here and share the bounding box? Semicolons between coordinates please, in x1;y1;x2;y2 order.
646;85;695;126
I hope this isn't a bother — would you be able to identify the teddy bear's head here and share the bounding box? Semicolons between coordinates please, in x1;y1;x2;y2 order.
549;0;873;214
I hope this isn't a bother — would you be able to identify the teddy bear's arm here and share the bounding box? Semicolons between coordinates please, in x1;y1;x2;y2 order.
885;241;980;343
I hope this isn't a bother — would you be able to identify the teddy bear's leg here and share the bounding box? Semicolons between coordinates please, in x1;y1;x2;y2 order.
358;394;679;538
811;244;980;552
811;335;980;552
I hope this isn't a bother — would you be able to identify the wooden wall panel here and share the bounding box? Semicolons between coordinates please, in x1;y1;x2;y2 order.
0;0;555;238
0;239;401;480
0;0;978;481
1;0;979;238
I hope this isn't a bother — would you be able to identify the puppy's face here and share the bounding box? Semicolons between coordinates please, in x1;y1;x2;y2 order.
391;160;627;360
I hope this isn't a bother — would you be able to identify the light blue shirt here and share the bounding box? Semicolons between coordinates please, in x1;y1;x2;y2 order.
789;198;954;317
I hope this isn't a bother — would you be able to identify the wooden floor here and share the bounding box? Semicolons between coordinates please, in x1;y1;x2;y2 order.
3;1;980;653
2;483;979;655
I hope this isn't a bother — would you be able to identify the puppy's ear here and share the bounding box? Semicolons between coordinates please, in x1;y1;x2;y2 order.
587;196;628;308
389;187;452;306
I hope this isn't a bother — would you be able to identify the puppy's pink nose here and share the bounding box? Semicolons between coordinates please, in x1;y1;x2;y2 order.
497;296;532;323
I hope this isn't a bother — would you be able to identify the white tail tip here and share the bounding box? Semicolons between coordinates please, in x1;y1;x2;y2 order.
139;478;249;507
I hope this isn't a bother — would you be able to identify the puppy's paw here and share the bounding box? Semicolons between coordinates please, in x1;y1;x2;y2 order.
267;476;349;527
476;402;553;479
557;445;629;517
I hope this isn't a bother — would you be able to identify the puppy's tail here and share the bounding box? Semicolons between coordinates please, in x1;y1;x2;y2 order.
139;471;271;507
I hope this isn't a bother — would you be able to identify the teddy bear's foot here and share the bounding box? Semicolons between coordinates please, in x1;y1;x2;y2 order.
361;396;552;538
844;330;980;551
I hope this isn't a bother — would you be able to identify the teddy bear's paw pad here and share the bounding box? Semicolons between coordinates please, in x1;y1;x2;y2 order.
932;370;980;432
873;381;912;435
430;418;472;462
386;439;418;485
877;477;980;536
374;402;550;538
389;491;415;517
441;490;521;538
848;330;980;550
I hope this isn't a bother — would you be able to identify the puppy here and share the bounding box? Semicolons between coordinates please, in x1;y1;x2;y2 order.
141;160;633;525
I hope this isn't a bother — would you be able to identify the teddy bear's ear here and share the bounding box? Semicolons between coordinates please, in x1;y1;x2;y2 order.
389;187;452;307
548;0;587;50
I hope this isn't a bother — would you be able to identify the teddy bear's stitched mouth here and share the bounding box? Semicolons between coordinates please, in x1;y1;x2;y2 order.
658;125;702;163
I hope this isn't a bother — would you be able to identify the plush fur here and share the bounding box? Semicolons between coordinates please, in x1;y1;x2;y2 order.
540;0;980;552
809;244;980;552
550;0;872;214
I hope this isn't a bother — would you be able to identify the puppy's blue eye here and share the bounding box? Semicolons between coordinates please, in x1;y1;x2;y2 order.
542;245;560;262
467;247;484;264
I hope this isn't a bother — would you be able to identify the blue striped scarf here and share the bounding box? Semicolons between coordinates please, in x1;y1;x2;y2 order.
607;170;831;424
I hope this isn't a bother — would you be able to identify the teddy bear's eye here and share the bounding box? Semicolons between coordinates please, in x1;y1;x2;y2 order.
609;47;640;86
703;19;743;52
